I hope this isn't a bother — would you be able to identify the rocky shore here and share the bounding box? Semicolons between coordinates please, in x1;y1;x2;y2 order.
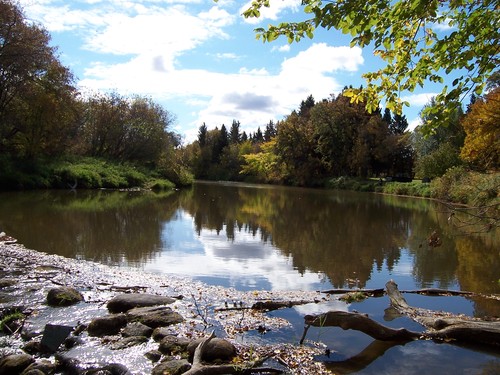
0;241;330;374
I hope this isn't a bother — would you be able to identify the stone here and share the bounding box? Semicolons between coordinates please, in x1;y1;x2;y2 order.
151;327;173;342
0;279;16;288
122;322;153;338
144;350;162;363
20;359;56;375
46;287;83;307
87;314;127;337
158;335;191;355
0;354;34;374
151;359;190;375
40;324;74;352
187;338;237;362
107;294;176;313
110;336;149;350
126;306;184;328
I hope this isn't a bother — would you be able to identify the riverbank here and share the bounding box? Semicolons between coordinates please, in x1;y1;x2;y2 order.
0;241;330;374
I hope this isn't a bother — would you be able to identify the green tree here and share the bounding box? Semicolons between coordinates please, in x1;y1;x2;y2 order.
243;0;500;132
229;120;241;144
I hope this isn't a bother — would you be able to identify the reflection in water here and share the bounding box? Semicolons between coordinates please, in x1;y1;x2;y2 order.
0;182;498;298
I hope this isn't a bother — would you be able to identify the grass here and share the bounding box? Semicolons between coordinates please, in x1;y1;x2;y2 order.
0;155;176;191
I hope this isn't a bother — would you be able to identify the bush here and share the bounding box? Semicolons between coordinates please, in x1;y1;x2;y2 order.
383;181;431;197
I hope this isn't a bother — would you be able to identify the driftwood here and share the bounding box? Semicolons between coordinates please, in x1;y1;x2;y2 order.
320;288;385;297
385;280;500;347
302;280;500;350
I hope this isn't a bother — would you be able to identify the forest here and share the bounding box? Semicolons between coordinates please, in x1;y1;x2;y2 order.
1;0;498;213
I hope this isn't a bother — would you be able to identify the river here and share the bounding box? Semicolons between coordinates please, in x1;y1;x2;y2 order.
0;181;499;374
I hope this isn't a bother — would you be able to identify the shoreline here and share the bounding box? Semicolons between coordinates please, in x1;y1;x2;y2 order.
0;242;329;374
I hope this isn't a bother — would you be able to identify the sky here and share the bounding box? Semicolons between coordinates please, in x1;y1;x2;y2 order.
18;0;441;143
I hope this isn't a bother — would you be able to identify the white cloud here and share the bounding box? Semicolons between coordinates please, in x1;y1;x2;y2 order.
402;92;437;107
241;0;301;24
272;44;291;53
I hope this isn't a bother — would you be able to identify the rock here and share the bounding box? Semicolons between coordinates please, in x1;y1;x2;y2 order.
121;322;153;338
46;287;84;307
40;324;74;353
23;340;42;355
100;363;133;375
20;359;56;375
107;294;176;313
0;279;16;288
158;335;191;355
0;354;34;374
87;314;127;337
64;335;83;349
151;327;172;342
151;359;190;375
110;336;149;350
126;306;184;328
144;350;162;363
187;338;237;362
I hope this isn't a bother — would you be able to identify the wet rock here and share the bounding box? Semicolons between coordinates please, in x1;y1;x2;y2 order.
151;327;172;342
110;336;149;350
0;279;16;288
46;287;84;307
23;340;42;355
54;354;81;374
87;314;127;337
99;363;133;375
187;337;237;362
158;335;191;355
151;359;190;375
20;359;56;375
64;335;83;349
0;354;34;374
144;350;162;363
126;306;184;328
121;322;153;338
107;294;176;313
40;324;74;353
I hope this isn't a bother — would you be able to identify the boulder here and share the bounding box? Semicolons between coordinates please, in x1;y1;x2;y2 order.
87;314;127;337
121;322;153;338
20;359;56;375
107;294;176;313
0;354;34;374
187;338;237;362
126;306;184;328
158;335;191;355
46;287;83;307
144;350;162;363
110;336;149;350
152;359;190;375
152;327;172;342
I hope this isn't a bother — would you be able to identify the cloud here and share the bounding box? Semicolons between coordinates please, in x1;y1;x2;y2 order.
402;93;437;106
222;92;277;111
272;44;291;53
241;0;301;25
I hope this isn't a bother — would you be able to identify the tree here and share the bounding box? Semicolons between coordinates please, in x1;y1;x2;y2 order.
264;120;276;141
243;0;500;132
229;120;241;144
198;123;208;147
460;87;500;170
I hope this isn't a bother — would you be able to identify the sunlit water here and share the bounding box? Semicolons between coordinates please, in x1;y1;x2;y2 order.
0;182;499;374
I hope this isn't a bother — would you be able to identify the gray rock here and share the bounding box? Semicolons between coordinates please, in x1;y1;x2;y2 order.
0;279;16;288
151;327;173;342
126;306;184;328
151;359;190;375
110;336;149;350
0;354;34;374
40;324;74;353
121;322;153;338
87;314;127;337
107;294;176;313
144;350;162;363
46;287;83;307
158;335;191;355
187;337;237;362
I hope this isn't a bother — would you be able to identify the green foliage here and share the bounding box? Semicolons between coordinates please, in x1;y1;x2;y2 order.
325;176;378;192
243;0;500;131
414;142;463;179
146;179;175;191
382;181;431;198
0;311;25;333
431;167;499;207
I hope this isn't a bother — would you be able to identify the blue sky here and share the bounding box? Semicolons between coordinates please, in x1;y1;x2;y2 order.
19;0;440;143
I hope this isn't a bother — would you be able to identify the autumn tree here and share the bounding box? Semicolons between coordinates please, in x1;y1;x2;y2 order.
244;0;500;133
460;87;500;170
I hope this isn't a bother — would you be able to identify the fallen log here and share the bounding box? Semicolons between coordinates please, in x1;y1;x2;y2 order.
320;288;385;297
385;280;500;347
301;310;421;344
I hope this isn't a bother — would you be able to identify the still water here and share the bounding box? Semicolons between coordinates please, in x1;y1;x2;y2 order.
0;181;499;373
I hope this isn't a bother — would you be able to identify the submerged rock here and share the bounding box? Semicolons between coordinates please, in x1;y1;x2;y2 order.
110;336;149;350
107;294;176;313
126;306;184;328
87;314;127;337
46;287;84;307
